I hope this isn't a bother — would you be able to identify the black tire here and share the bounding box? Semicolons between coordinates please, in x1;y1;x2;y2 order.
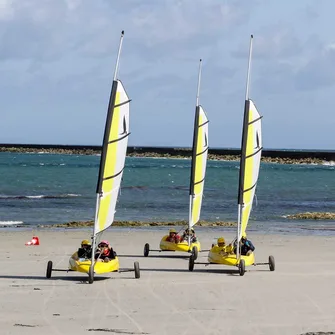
238;259;245;276
46;261;52;279
269;255;275;271
144;243;150;257
88;266;94;284
192;246;198;260
134;261;140;279
189;254;195;271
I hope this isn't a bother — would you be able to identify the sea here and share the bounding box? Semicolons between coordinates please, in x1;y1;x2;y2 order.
0;152;334;235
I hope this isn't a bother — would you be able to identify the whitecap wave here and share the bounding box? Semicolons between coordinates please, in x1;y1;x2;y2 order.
0;221;24;225
0;194;81;199
323;161;335;166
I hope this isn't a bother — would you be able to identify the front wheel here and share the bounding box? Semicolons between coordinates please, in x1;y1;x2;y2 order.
269;255;275;271
238;259;245;276
134;261;140;279
189;254;195;271
46;261;52;278
88;266;94;284
192;246;198;260
144;243;150;257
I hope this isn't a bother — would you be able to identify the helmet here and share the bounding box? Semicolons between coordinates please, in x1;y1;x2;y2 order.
217;237;225;244
81;239;91;246
169;228;177;233
98;240;109;247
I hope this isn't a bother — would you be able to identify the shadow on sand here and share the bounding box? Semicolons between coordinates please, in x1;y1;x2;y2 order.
0;274;136;283
118;254;190;260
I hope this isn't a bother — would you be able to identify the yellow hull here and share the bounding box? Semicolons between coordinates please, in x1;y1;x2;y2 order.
159;236;201;252
68;255;119;274
208;249;255;266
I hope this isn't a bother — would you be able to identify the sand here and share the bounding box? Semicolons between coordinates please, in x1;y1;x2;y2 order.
0;229;335;335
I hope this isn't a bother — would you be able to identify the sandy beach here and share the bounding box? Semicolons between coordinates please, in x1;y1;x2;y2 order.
0;229;335;335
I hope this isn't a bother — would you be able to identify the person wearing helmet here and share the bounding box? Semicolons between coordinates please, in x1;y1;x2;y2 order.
240;234;255;256
94;240;117;262
77;239;92;259
180;228;197;243
233;234;255;255
165;228;181;243
217;237;225;247
211;237;231;255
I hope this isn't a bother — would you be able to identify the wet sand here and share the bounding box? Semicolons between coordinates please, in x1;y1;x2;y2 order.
0;229;334;335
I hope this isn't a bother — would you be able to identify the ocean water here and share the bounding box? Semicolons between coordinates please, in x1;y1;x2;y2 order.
0;152;334;234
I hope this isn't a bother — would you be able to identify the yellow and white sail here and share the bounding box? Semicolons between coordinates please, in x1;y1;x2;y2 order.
237;99;262;240
93;31;130;236
189;105;209;227
95;80;130;235
236;34;263;245
188;59;209;230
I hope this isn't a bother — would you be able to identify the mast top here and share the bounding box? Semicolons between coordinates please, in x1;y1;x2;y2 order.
113;30;125;81
196;59;202;107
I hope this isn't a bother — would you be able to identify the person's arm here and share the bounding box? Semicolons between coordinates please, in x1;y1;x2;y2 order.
247;240;255;251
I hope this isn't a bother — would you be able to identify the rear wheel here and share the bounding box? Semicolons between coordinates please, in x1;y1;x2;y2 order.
134;261;140;279
269;255;275;271
46;261;52;278
88;266;94;284
144;243;150;257
238;259;245;276
192;246;198;260
189;254;195;271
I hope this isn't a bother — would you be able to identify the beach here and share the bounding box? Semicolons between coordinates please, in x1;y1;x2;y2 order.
1;229;335;335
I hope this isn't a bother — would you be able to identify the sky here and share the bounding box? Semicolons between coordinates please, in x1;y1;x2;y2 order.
0;0;335;150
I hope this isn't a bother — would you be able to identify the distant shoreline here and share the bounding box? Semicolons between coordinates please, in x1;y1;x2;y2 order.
1;144;335;165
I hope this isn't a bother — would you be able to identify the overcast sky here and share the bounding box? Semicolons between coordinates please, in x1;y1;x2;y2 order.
0;0;334;150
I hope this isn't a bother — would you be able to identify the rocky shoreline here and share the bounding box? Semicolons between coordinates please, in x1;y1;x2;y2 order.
285;212;335;220
37;220;237;228
1;146;334;165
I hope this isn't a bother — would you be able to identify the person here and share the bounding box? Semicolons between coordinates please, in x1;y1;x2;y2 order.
233;234;255;256
165;228;181;243
77;239;92;259
240;234;255;256
211;237;234;255
180;228;197;243
94;240;116;262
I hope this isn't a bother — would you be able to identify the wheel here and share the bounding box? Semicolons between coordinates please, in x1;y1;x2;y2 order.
238;259;245;276
189;254;195;271
192;246;198;260
134;261;140;279
46;261;52;278
88;266;94;284
269;255;275;271
144;243;150;257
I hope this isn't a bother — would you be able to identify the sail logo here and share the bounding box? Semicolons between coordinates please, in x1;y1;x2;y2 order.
255;131;260;149
120;116;127;135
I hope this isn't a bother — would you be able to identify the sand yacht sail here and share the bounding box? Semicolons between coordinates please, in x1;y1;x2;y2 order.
46;31;140;283
236;34;263;259
188;59;209;245
90;30;131;274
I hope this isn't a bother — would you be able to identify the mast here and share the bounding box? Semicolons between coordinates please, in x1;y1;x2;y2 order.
237;35;253;260
91;30;125;271
188;59;202;246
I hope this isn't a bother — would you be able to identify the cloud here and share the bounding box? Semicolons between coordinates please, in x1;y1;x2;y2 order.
231;25;303;60
295;43;335;91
